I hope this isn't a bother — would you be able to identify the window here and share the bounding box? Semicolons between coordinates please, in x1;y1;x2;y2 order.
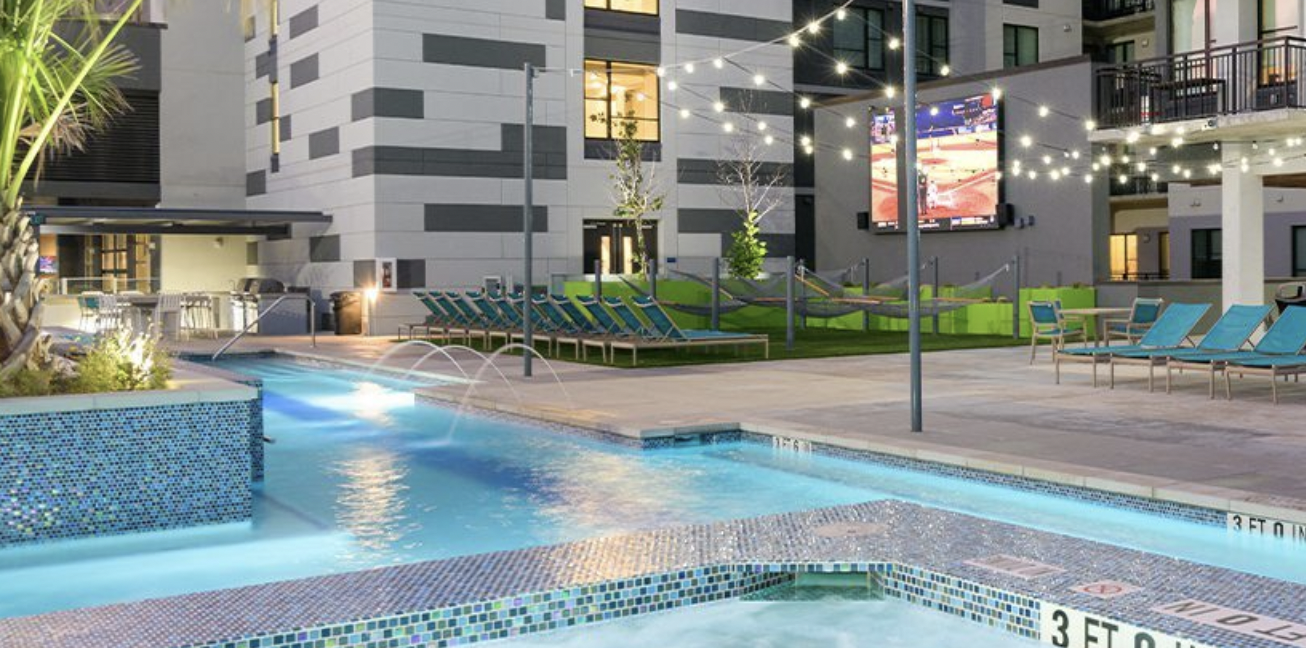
1191;228;1222;279
584;60;660;142
1108;40;1135;63
917;14;949;76
833;8;885;71
1294;226;1306;277
1003;24;1039;69
1159;232;1171;279
584;0;658;14
1109;233;1139;280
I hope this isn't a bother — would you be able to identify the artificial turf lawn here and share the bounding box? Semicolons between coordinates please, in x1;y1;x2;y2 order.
413;327;1025;369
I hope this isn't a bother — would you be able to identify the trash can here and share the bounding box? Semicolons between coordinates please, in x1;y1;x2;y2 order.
1275;282;1306;314
330;291;363;335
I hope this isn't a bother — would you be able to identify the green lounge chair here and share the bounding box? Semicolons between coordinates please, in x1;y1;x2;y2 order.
1108;304;1271;394
1055;303;1210;387
1220;307;1306;403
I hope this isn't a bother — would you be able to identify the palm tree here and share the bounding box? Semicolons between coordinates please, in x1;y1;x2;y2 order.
0;0;141;378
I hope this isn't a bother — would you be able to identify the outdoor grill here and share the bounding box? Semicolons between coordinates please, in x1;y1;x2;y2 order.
230;277;310;335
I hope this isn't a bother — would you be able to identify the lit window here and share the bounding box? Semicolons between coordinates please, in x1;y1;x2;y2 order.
584;60;660;142
584;0;658;15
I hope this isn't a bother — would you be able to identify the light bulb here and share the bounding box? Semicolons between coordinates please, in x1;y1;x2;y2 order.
836;61;849;75
723;122;734;133
753;73;766;86
667;80;678;91
888;37;901;50
788;33;802;47
842;148;854;161
758;121;768;131
845;116;856;128
836;8;847;19
807;20;821;34
1084;120;1096;131
800;97;812;109
1038;105;1050;117
884;85;896;98
713;101;725;113
713;57;725;69
1020;135;1033;148
764;134;775;145
684;62;695;74
656;67;666;77
679;108;690;119
940;65;951;76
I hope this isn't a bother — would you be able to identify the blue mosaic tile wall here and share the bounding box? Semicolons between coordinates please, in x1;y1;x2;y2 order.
197;566;789;648
232;377;266;483
883;564;1041;639
0;400;258;546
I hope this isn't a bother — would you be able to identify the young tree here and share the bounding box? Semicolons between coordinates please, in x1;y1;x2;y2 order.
718;125;787;280
605;113;664;274
0;0;140;378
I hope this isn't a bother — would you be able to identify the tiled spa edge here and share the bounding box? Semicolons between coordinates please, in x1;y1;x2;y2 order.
3;500;1297;648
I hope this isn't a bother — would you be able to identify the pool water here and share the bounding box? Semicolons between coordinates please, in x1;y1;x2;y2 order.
0;356;1301;620
501;596;1037;648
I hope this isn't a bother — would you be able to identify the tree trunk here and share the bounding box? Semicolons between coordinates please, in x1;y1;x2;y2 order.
0;208;50;378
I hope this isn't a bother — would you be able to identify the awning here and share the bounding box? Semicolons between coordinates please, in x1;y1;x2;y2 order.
24;205;331;236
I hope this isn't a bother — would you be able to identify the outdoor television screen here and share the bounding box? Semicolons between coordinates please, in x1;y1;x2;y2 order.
869;94;1001;232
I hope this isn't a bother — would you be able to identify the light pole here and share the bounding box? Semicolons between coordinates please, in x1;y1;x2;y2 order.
903;0;923;433
523;62;537;378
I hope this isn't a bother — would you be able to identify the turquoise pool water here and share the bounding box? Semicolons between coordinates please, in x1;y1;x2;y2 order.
0;356;1301;619
502;596;1037;648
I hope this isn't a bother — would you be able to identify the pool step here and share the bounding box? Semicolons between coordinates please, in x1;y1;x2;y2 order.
745;572;884;602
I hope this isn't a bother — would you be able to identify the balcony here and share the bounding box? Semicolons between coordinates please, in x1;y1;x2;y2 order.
1083;0;1154;23
1094;37;1306;130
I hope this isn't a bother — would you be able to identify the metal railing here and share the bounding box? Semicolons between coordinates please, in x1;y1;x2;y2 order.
212;294;316;360
1083;0;1154;22
58;276;161;295
1095;36;1306;129
1109;176;1168;197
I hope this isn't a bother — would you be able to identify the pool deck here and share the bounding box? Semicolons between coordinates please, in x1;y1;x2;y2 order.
171;334;1306;525
4;499;1303;648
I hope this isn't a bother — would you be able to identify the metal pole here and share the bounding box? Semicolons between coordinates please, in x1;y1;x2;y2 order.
594;259;603;301
786;256;796;351
649;258;658;300
932;256;941;335
862;257;871;332
711;258;721;331
904;0;923;433
798;260;807;330
1012;253;1023;340
523;62;536;378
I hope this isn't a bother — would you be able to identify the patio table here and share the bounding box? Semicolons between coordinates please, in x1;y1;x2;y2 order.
1060;307;1132;347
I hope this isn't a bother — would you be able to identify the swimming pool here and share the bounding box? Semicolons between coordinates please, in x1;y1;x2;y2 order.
0;355;1300;620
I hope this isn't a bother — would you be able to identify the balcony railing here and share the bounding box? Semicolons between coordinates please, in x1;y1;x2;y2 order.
1083;0;1154;22
1109;175;1168;197
1095;36;1306;129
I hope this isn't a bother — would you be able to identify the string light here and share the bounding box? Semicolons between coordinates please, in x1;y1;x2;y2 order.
845;116;856;128
940;65;951;76
667;80;678;91
722;122;735;133
656;66;667;77
684;62;695;74
842;148;854;160
1118;174;1128;184
713;101;725;113
1020;135;1033;148
1084;120;1096;131
758;121;769;131
807;20;821;34
799;97;812;109
788;33;802;47
1126;131;1140;144
764;134;775;145
884;85;896;98
888;37;901;50
753;73;766;86
800;135;812;147
713;57;725;69
836;61;849;75
1038;106;1050;117
929;106;940;116
1083;174;1093;184
679;108;690;119
836;7;847;19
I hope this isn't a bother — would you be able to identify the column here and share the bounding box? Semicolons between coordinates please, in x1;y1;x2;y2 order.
1221;141;1265;307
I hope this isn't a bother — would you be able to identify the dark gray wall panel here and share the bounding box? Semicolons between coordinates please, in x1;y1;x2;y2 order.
396;259;426;290
354;125;567;179
584;30;660;63
676;9;790;42
759;233;797;258
352;88;425;120
280;114;293;141
289;54;319;88
584;140;661;161
246;170;267;196
679;208;742;234
546;0;566;20
289;6;318;39
425;205;548;233
255;52;271;79
255;98;273;125
677;158;793;186
309;234;341;262
309;128;340;159
423;34;545;70
719;87;794;116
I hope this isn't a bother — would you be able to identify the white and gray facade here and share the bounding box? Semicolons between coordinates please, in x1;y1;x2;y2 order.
243;0;799;330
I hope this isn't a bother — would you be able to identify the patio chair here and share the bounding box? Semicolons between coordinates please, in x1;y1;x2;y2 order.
401;292;459;342
1218;306;1306;403
1107;304;1270;394
95;294;125;332
532;295;583;358
1104;298;1164;346
630;296;770;363
556;295;612;361
1028;301;1086;365
1054;303;1210;387
76;293;100;332
155;293;184;339
467;291;513;347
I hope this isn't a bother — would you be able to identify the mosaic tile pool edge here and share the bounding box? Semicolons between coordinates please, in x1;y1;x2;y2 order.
0;399;259;547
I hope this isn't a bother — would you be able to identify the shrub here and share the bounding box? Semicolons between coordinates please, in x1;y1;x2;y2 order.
0;367;57;398
66;328;171;394
725;212;767;280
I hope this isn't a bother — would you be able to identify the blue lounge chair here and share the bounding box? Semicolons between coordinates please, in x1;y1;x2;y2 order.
557;295;613;361
1055;303;1210;387
436;292;491;345
576;295;627;336
575;296;767;366
1107;304;1271;394
1219;306;1306;403
532;295;584;358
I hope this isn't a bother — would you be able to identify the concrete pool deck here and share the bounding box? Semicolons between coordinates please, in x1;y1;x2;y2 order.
171;334;1306;526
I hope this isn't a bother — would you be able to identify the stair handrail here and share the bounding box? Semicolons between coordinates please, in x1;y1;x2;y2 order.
212;293;316;360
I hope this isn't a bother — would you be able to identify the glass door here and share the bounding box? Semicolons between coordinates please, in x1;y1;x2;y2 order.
583;220;659;276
